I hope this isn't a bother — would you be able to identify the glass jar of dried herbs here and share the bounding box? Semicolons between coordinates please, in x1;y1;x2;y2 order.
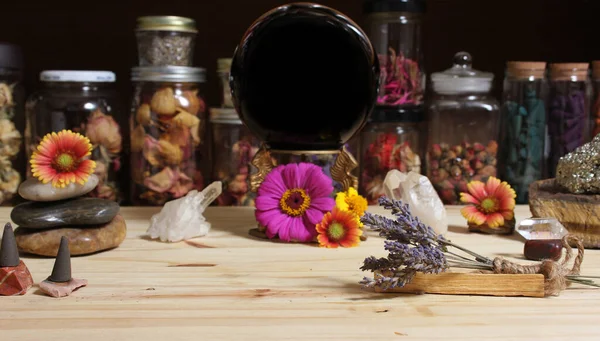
426;52;500;205
210;107;259;206
592;61;600;138
498;62;548;204
0;43;24;206
130;66;207;206
363;0;426;110
135;16;198;66
25;70;123;202
547;63;592;177
357;109;424;205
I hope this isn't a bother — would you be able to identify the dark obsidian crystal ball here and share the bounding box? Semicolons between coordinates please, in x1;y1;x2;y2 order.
230;3;380;151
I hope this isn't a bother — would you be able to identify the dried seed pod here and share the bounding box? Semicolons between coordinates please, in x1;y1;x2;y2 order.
136;104;152;125
158;140;183;164
172;109;200;128
150;87;177;115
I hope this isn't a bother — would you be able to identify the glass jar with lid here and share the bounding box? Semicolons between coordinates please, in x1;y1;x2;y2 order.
129;66;207;206
135;16;198;66
0;43;24;205
358;109;423;205
210;107;259;206
25;70;123;202
592;61;600;137
217;58;234;108
546;63;592;177
426;52;500;205
363;0;426;110
499;62;548;204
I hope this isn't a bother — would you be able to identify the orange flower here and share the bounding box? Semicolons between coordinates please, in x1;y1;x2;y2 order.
460;176;516;228
316;208;363;248
30;130;96;188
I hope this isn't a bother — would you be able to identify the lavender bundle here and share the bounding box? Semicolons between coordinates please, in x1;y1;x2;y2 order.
360;197;600;291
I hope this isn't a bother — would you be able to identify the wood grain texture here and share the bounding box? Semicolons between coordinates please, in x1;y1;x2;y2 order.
375;272;545;298
1;205;599;340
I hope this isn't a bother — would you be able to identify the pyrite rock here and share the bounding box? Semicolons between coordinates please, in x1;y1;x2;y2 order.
556;134;600;194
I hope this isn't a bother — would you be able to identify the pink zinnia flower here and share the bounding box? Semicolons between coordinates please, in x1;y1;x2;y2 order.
255;163;335;242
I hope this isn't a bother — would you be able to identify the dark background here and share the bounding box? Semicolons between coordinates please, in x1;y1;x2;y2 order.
3;0;599;108
2;0;599;204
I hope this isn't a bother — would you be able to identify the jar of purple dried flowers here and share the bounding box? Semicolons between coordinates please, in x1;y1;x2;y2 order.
547;63;592;177
363;0;426;111
210;108;260;206
426;52;500;205
592;61;600;137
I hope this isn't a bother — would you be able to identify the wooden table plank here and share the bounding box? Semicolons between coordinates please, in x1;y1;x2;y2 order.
1;205;599;340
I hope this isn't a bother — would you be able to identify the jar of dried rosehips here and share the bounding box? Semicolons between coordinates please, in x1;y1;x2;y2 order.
209;108;260;206
358;109;423;205
130;66;207;206
135;16;197;66
25;70;124;202
546;63;592;178
363;0;426;111
426;52;500;205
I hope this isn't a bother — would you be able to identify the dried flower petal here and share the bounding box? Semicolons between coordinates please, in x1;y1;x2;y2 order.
150;87;177;115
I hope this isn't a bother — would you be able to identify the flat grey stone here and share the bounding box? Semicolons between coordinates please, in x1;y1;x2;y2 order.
11;197;120;229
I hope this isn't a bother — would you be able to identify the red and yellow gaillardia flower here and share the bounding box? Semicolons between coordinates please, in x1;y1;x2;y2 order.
30;130;96;188
460;176;516;228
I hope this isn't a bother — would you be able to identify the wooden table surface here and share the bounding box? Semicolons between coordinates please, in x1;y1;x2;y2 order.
1;205;599;340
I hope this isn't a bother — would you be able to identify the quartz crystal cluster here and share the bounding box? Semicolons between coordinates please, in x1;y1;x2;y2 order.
556;134;600;194
383;170;448;235
147;181;222;242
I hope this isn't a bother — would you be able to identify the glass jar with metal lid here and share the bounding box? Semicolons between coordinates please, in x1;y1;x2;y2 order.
210;107;259;206
130;66;207;206
25;70;123;202
426;52;500;205
0;43;24;205
135;16;198;66
498;62;548;204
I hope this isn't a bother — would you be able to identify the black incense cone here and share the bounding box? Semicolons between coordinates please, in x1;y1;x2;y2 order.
48;236;72;283
0;222;19;267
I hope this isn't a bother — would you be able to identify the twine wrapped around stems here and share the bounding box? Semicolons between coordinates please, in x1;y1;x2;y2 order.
491;235;583;296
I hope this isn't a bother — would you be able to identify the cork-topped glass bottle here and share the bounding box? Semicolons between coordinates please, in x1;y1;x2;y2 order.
499;62;548;204
547;63;592;177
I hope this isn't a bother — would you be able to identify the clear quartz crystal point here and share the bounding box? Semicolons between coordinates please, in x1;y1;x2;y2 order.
516;218;568;240
147;181;223;242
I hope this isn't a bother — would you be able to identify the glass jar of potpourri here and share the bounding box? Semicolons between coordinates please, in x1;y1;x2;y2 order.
0;43;24;205
426;52;500;205
210;108;260;206
363;0;426;110
358;109;423;205
25;70;123;202
129;66;207;206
